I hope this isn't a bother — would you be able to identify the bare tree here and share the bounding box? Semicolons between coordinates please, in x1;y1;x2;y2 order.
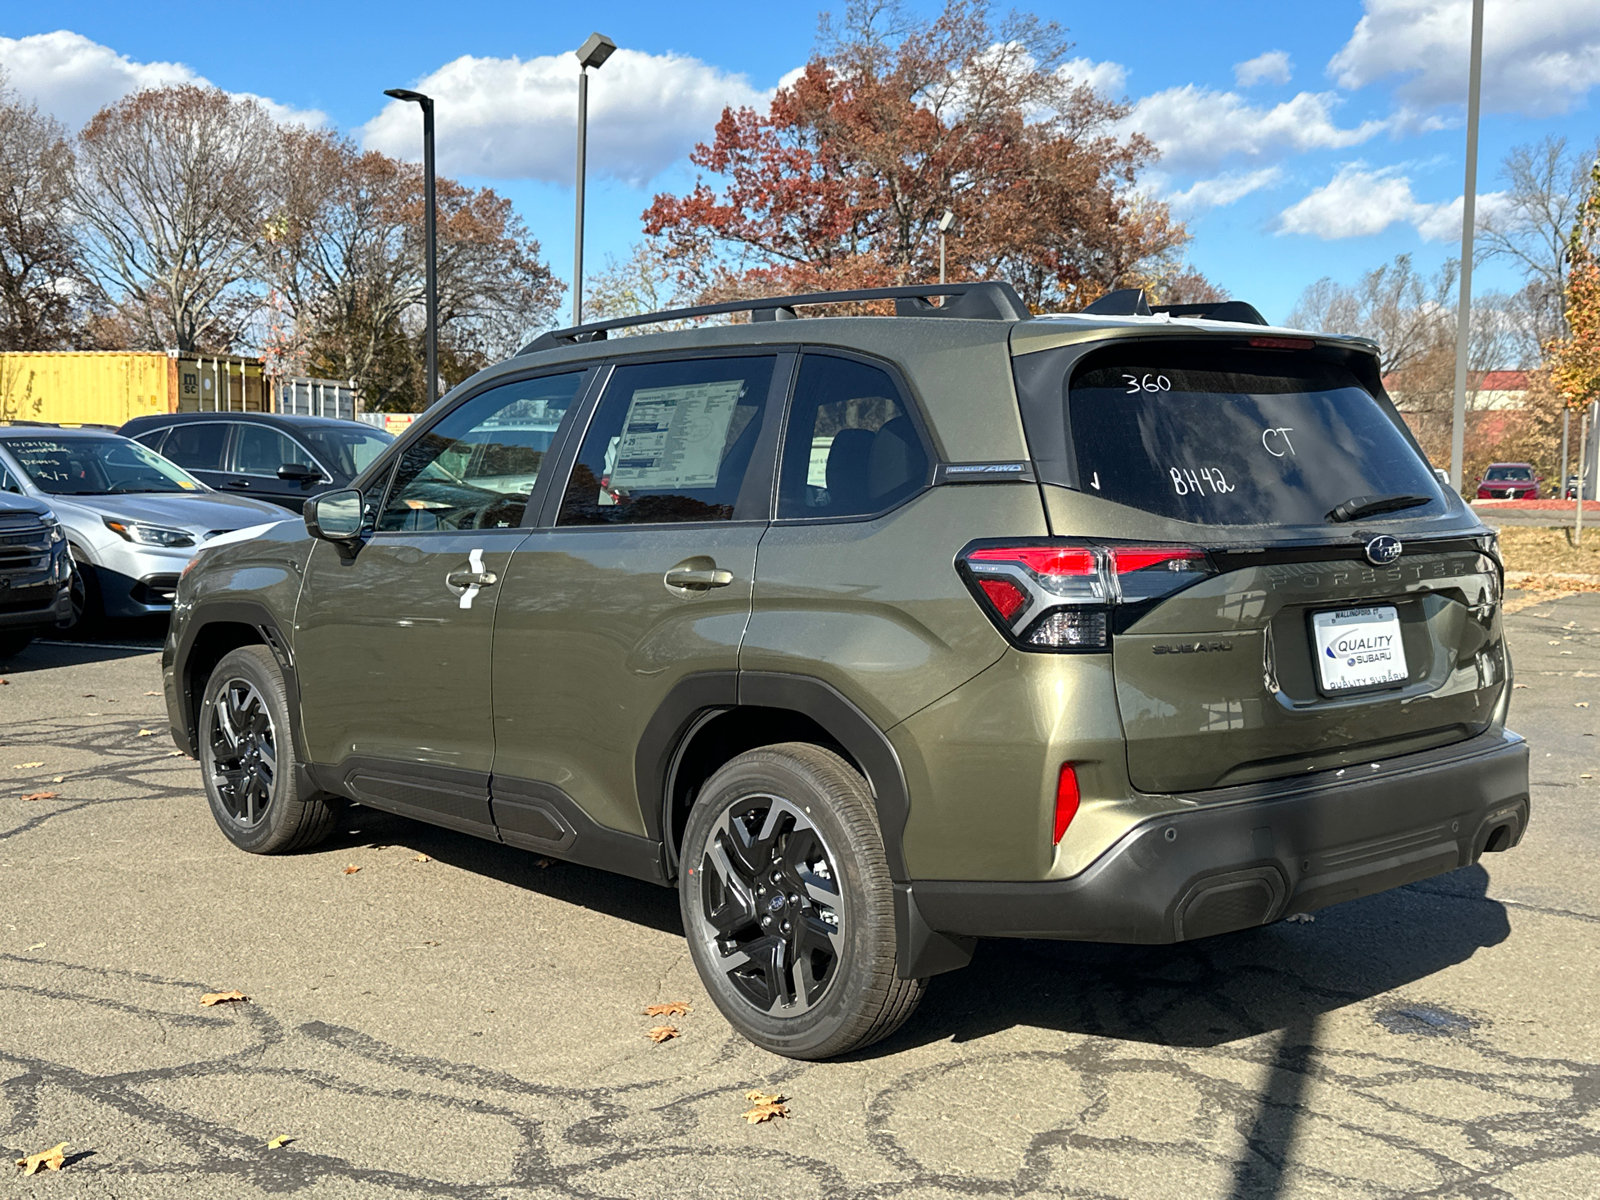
0;76;86;349
1478;135;1600;345
73;85;279;352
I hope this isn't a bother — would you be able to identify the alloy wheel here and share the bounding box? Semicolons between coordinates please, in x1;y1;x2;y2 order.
693;794;845;1015
207;678;277;826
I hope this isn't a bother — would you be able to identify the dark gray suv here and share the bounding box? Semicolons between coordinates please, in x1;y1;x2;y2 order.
164;283;1528;1059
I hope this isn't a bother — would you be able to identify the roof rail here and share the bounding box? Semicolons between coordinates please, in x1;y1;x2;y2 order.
1077;288;1269;327
519;281;1032;354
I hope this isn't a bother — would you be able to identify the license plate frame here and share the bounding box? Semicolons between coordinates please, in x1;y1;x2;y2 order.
1310;605;1409;696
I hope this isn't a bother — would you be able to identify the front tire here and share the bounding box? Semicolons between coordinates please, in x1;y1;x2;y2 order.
679;743;926;1059
199;645;341;854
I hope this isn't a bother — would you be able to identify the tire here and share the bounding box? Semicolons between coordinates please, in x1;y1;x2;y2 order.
679;742;927;1060
56;555;98;633
198;645;342;854
0;629;35;658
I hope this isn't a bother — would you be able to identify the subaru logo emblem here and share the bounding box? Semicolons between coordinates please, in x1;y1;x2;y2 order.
1365;535;1402;566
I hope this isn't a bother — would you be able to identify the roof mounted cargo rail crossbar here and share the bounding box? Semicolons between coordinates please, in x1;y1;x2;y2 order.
519;281;1033;353
1079;287;1268;326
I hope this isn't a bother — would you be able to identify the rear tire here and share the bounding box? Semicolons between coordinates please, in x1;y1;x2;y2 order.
199;645;341;854
679;742;926;1060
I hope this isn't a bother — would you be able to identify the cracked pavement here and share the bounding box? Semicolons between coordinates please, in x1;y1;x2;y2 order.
1;596;1598;1198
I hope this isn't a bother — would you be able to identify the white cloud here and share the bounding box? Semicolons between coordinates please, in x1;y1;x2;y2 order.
1060;57;1128;98
1277;163;1507;240
1330;0;1600;116
1166;167;1285;212
0;30;324;129
1234;50;1293;88
1120;86;1386;174
360;49;768;186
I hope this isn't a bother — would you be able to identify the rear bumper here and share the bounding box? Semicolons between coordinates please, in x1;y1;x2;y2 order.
911;728;1529;945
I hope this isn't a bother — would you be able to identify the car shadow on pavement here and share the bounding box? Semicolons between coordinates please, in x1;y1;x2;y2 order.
877;863;1509;1054
325;804;685;937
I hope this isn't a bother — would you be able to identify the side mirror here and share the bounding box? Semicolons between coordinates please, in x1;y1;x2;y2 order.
278;462;320;482
304;488;363;543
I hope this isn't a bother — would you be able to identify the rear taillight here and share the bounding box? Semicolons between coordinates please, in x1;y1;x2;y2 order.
958;540;1214;650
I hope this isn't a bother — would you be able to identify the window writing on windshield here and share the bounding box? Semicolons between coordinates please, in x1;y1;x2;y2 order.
1067;350;1445;526
3;437;202;495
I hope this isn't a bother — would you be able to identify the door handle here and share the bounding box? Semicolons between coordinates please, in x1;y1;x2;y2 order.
225;478;250;488
664;563;734;593
444;549;497;609
446;569;499;588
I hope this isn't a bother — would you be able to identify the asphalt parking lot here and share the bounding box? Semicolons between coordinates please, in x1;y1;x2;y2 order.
2;597;1598;1199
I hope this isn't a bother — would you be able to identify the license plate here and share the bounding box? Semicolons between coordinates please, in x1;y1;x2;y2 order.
1311;606;1408;694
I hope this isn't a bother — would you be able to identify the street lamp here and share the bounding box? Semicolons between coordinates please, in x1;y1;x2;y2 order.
572;32;617;326
1448;0;1485;492
384;87;439;407
938;209;955;285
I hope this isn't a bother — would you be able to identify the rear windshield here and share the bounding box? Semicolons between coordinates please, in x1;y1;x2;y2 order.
1067;348;1446;526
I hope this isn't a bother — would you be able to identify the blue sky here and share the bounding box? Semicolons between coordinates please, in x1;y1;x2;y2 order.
4;0;1599;324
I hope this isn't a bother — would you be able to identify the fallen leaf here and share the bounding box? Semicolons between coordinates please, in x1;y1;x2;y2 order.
167;750;186;757
0;678;9;685
26;942;44;951
1549;640;1562;645
533;857;554;868
265;1135;291;1149
342;864;361;875
52;775;63;782
1284;913;1315;924
82;693;94;698
14;1142;66;1176
137;729;153;737
412;854;431;863
1578;702;1591;708
19;791;58;802
647;1025;680;1043
1583;774;1594;780
199;989;248;1007
644;1001;692;1018
741;1090;789;1123
1513;683;1529;689
12;761;43;769
144;691;159;696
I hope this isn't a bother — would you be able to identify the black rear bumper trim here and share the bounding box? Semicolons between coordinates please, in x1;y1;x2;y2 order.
911;729;1529;946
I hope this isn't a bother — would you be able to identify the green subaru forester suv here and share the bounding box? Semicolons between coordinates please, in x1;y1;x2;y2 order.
164;283;1528;1059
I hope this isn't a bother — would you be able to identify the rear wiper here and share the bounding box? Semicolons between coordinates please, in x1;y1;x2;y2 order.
1326;493;1433;523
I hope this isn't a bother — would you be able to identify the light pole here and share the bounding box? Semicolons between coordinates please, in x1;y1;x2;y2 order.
572;32;617;326
1448;0;1485;492
938;210;955;284
384;88;439;406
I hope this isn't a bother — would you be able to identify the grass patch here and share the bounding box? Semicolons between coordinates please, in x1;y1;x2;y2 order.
1497;526;1600;576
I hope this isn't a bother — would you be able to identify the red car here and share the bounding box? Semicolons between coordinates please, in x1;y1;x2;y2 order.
1476;462;1541;500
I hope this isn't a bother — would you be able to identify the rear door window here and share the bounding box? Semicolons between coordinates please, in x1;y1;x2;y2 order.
557;356;775;525
777;355;928;520
1068;347;1446;526
161;422;228;473
232;425;320;477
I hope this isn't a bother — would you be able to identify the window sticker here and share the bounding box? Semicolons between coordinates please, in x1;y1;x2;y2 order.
607;380;744;491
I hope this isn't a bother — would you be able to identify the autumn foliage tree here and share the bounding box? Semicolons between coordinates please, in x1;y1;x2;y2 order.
643;0;1197;309
1549;158;1600;417
261;128;561;411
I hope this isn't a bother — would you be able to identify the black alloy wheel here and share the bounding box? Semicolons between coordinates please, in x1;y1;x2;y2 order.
207;676;277;828
695;793;845;1014
679;743;926;1059
199;645;341;854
